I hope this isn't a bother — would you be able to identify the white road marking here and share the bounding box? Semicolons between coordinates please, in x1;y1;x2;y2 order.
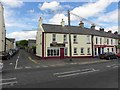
42;65;48;67
35;66;40;68
18;56;19;59
54;68;95;75
50;65;56;67
9;63;13;65
15;67;23;69
106;64;118;68
0;78;16;82
0;81;17;86
15;59;19;69
25;66;32;69
57;69;99;78
112;66;118;68
0;77;17;86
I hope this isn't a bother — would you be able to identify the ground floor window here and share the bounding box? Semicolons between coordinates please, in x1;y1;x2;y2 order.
95;48;97;55
87;48;90;55
112;48;114;52
47;48;59;56
74;48;77;55
102;48;104;54
80;48;84;55
64;48;68;56
107;48;109;52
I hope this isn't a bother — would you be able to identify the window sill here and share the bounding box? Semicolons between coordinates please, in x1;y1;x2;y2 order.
80;54;85;55
73;53;78;55
73;42;78;44
86;42;91;44
63;42;68;44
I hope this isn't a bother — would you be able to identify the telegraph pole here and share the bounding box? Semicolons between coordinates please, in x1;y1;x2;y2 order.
68;10;72;61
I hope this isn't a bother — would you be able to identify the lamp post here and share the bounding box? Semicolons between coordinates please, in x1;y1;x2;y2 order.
68;10;72;61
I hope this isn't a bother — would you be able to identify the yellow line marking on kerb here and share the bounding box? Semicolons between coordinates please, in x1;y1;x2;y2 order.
28;57;38;64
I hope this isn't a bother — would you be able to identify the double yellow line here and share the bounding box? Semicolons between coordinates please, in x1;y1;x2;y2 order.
28;57;39;64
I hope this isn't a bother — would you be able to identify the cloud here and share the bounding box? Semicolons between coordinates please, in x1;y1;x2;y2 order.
1;0;24;8
97;9;118;23
7;31;37;40
105;26;118;32
49;0;115;25
49;14;68;25
70;0;114;21
27;9;35;13
39;1;61;11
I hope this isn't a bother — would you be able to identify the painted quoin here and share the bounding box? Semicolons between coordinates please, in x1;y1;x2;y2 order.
36;17;119;59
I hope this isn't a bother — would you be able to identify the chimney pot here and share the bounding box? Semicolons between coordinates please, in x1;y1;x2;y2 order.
108;30;112;33
91;24;95;30
39;17;43;26
79;21;84;28
61;19;65;27
114;31;118;34
99;28;104;32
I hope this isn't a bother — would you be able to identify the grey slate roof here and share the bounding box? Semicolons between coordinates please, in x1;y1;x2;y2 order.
42;24;120;39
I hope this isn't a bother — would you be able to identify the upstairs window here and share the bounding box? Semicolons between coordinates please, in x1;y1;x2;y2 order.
107;39;109;44
86;35;90;44
52;34;56;42
73;35;77;43
63;34;67;42
96;37;98;44
111;39;113;45
100;38;102;44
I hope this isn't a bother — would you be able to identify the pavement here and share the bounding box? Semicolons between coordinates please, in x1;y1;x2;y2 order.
2;49;118;71
27;52;113;67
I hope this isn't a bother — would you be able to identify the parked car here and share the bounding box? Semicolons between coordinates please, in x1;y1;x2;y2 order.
0;60;3;72
116;53;120;58
8;49;14;57
99;52;118;60
0;51;10;60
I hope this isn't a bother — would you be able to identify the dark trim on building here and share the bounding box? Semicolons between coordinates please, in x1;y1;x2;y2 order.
42;32;44;59
42;56;93;59
94;45;115;48
91;35;94;57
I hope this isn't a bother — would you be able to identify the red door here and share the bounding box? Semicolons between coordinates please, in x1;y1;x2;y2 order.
60;48;64;59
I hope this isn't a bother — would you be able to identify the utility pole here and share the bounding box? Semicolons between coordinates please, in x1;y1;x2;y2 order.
68;10;72;61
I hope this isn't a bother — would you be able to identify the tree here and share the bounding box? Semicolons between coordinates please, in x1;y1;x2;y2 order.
16;40;28;47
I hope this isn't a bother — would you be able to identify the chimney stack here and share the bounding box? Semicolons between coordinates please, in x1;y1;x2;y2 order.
99;28;104;32
114;31;118;34
108;30;112;33
61;19;65;27
39;17;43;26
79;21;84;28
91;24;95;30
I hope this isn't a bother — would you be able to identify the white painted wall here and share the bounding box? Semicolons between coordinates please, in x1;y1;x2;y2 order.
36;22;44;57
45;33;92;57
93;36;118;56
0;3;5;52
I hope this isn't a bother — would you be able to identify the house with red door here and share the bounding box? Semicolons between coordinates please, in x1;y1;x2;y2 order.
36;17;120;59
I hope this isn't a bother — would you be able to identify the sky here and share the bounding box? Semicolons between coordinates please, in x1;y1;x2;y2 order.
0;0;119;41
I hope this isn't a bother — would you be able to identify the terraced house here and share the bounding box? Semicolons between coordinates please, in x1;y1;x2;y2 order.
36;17;120;59
0;3;5;53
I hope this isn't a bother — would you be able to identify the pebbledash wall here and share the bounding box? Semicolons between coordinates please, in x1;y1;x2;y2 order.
36;17;119;59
